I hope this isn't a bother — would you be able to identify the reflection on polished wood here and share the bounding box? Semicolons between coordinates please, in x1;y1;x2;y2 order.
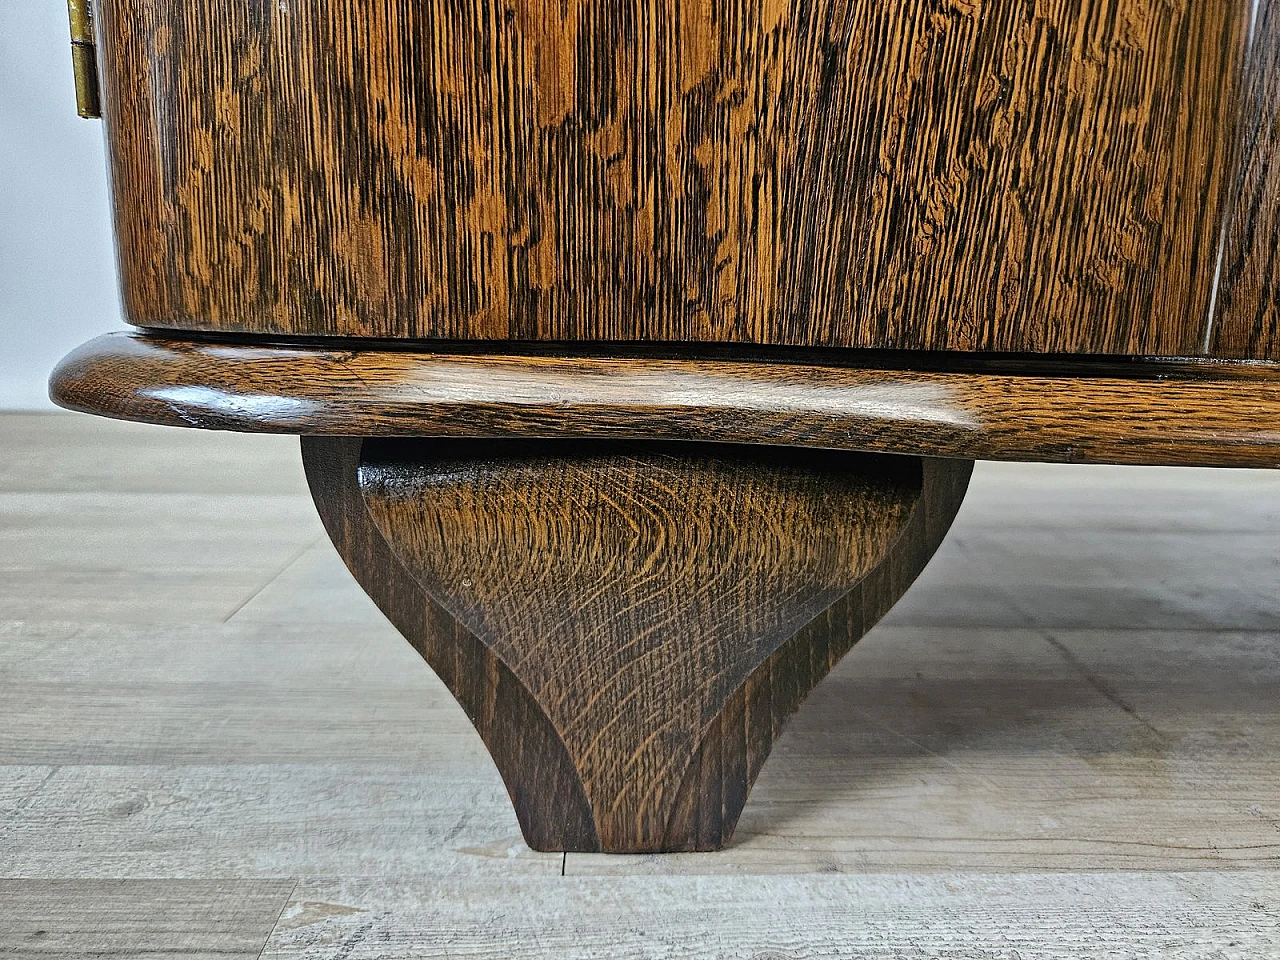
95;0;1256;357
1213;0;1280;360
304;437;972;851
51;331;1280;468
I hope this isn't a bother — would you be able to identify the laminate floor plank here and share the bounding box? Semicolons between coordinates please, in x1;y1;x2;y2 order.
0;767;58;814
962;462;1280;533
1;415;315;624
0;490;320;624
227;541;388;627
0;878;296;960
255;873;1280;960
0;619;417;685
0;682;488;765
0;412;305;495
0;492;316;567
884;528;1280;630
0;764;554;879
0;568;278;624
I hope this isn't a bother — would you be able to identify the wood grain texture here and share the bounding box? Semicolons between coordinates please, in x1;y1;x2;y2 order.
52;331;1280;468
301;438;600;853
93;0;1246;356
304;438;971;851
360;441;921;851
1210;1;1280;359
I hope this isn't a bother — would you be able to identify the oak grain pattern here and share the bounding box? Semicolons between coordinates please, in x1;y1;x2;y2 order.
305;437;971;851
360;441;919;851
51;332;1280;468
301;437;601;852
1211;1;1280;359
94;0;1245;356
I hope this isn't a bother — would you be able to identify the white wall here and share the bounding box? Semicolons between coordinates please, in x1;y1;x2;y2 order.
0;3;123;410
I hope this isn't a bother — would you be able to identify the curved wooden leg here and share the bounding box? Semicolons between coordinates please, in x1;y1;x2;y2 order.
302;438;972;853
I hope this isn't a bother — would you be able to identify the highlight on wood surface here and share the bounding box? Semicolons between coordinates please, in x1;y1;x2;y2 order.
91;0;1280;358
51;331;1280;469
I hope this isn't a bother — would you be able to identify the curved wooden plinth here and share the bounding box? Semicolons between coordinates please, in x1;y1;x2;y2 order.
53;331;1280;467
303;437;972;853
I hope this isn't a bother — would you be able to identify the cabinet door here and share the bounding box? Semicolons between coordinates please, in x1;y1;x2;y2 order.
98;0;1251;355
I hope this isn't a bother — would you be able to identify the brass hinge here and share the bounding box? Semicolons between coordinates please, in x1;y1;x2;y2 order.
67;0;101;119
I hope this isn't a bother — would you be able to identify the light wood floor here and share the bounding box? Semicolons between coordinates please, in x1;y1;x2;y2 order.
1;412;1278;958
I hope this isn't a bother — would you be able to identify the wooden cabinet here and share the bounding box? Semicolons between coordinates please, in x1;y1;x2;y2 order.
52;0;1280;854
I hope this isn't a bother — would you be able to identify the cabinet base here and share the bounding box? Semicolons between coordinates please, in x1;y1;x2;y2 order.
302;437;971;853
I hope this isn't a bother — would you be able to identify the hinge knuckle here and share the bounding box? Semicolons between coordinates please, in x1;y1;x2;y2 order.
67;0;101;119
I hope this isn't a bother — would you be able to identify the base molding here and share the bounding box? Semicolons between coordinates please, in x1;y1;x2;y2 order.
303;437;972;853
51;330;1280;468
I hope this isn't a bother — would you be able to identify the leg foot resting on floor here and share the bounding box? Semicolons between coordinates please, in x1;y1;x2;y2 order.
302;438;972;853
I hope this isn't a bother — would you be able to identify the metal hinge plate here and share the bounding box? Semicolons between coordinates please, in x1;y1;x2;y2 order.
67;0;101;119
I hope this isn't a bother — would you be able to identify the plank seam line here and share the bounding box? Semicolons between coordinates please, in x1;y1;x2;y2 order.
255;878;299;960
222;534;324;623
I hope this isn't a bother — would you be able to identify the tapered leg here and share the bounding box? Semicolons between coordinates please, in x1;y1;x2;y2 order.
303;438;972;853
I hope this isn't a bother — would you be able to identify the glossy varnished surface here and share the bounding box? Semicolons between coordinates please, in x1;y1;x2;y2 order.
308;437;971;851
51;332;1280;468
1212;1;1280;360
94;0;1249;356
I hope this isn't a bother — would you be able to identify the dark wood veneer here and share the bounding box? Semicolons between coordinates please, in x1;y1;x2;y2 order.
95;0;1247;356
304;437;971;851
1212;1;1280;360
